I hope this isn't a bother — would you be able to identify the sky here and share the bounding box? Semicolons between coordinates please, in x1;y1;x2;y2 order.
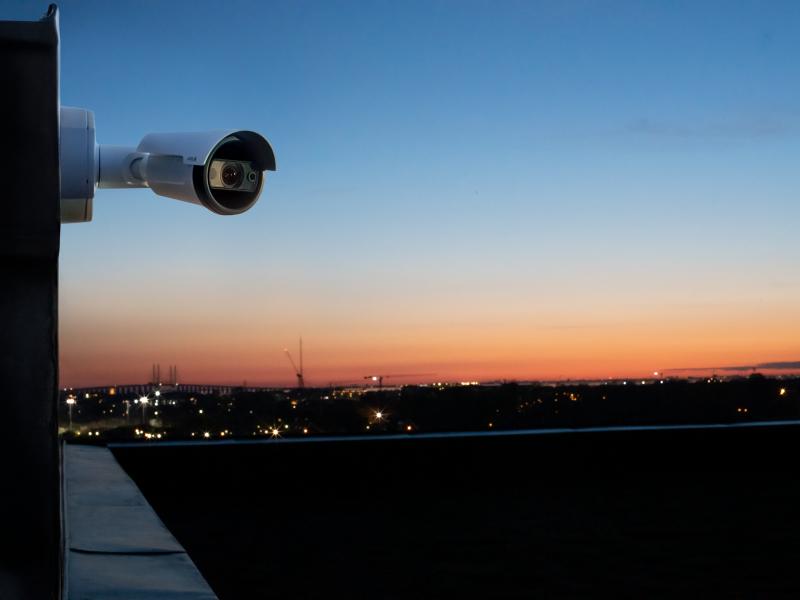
7;0;800;387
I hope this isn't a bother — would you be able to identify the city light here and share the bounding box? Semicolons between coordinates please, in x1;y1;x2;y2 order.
58;374;800;445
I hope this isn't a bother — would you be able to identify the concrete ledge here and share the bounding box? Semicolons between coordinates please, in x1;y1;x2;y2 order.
68;553;217;600
64;444;217;599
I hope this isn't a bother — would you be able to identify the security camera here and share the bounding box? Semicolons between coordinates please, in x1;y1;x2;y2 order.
59;106;276;223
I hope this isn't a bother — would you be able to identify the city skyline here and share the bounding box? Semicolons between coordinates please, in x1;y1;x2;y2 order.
60;352;800;389
5;1;797;387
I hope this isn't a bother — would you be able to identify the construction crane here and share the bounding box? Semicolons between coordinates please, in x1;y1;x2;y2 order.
284;337;305;388
363;373;435;389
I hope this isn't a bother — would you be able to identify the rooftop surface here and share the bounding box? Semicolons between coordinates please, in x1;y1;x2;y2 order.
112;421;800;598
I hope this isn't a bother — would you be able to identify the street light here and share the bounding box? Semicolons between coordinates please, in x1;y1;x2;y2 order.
139;395;149;425
65;396;76;430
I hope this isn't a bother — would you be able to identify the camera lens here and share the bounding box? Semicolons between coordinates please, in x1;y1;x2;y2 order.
221;162;244;187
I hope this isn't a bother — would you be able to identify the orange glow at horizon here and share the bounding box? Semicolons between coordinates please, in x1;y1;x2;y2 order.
58;218;800;389
59;279;800;387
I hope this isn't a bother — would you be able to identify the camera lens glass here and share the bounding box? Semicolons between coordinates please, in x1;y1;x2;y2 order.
221;162;244;187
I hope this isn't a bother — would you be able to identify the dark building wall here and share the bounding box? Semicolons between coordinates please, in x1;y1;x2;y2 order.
0;6;61;599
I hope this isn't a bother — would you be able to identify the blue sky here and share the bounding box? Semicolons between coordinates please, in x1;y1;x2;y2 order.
5;0;800;385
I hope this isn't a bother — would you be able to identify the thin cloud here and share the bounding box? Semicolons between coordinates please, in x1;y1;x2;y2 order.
719;361;800;371
626;117;797;139
754;361;800;370
665;361;800;373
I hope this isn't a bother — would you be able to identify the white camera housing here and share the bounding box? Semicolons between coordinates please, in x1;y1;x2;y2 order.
59;106;276;223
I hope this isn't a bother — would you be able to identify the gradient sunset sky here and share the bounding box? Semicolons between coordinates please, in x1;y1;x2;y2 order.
9;0;800;387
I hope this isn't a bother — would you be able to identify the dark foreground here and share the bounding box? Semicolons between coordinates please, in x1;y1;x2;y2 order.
113;423;800;598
